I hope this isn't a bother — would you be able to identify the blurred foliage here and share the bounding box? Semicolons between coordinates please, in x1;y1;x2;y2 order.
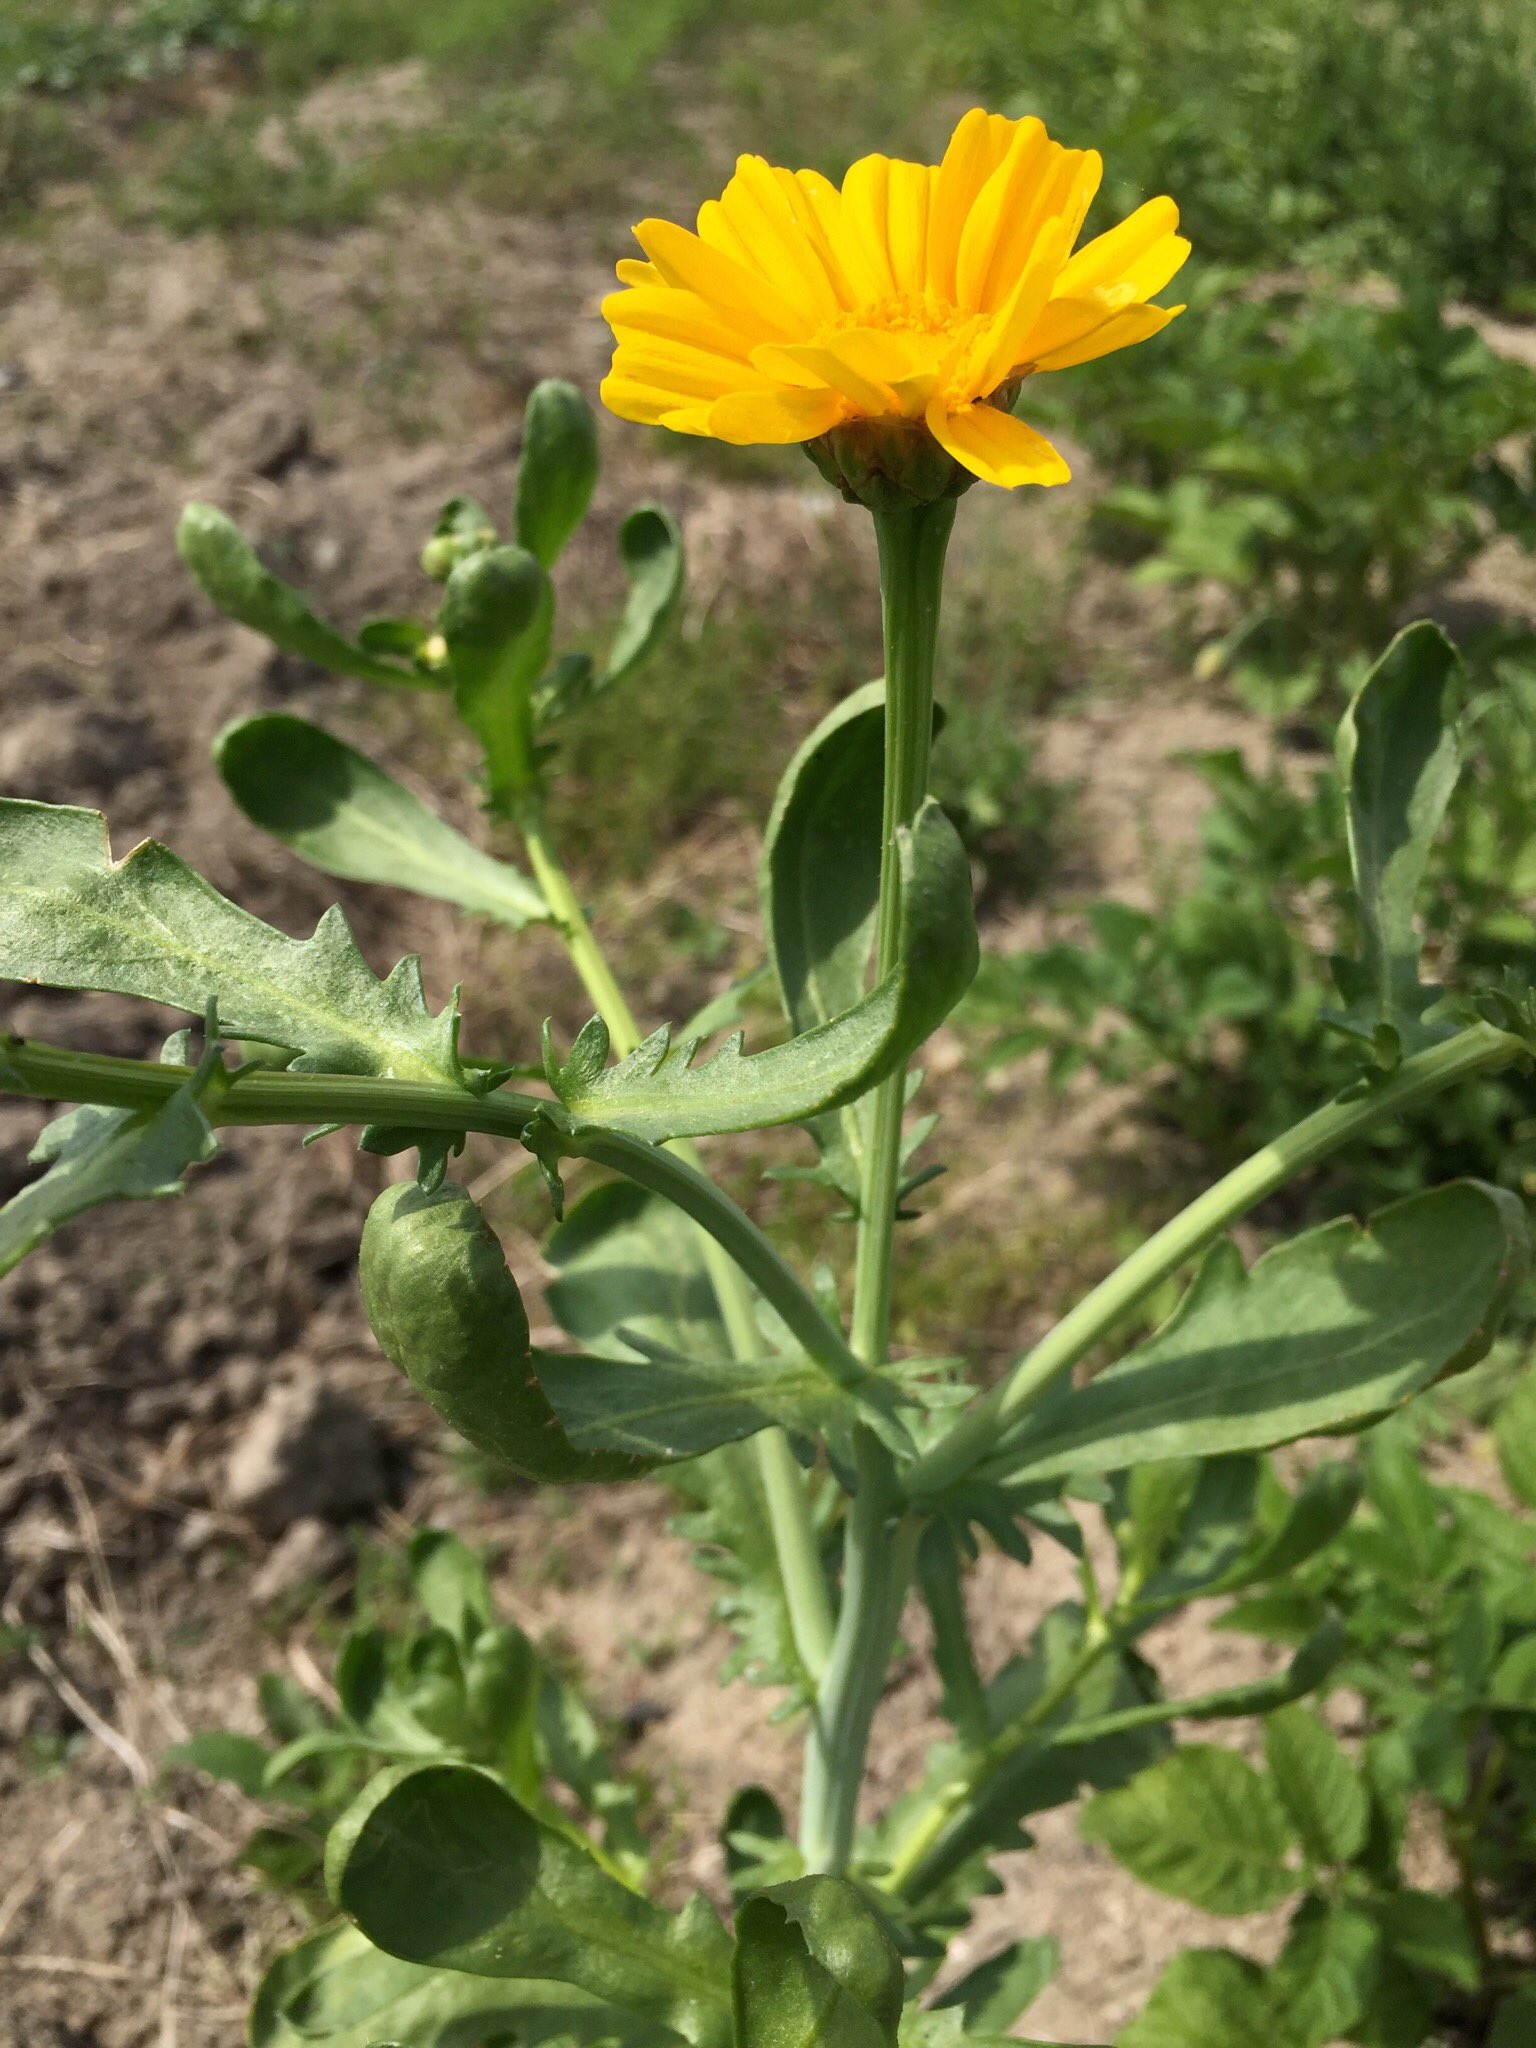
1039;278;1536;716
967;632;1536;1214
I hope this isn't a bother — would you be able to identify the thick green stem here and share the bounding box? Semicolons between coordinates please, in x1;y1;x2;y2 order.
799;498;956;1874
904;1019;1528;1500
849;499;957;1365
799;1444;920;1874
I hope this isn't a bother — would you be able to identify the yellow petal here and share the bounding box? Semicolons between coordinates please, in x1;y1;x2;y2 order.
1122;232;1192;301
779;167;860;308
1014;292;1124;367
927;107;1016;299
751;320;939;416
1056;196;1182;297
926;397;1071;488
712;155;844;323
600;375;706;429
885;159;933;295
609;335;760;400
752;344;895;414
706;385;848;445
632;217;802;340
839;152;898;298
604;285;760;362
976;147;1101;312
1031;300;1183;372
961;215;1073;399
615;258;663;288
953;119;1051;311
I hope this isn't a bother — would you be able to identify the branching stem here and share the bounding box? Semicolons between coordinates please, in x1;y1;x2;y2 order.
904;1019;1528;1499
514;795;836;1685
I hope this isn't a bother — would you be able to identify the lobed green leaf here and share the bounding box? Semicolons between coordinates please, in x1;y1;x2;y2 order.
0;1034;216;1277
0;799;466;1090
543;800;976;1143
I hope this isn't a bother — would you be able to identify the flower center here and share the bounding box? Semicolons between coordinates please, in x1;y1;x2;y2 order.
831;291;975;343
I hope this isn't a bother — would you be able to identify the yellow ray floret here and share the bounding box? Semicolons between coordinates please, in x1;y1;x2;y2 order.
601;108;1189;493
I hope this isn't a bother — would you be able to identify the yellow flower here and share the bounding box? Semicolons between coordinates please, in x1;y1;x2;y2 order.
600;108;1188;502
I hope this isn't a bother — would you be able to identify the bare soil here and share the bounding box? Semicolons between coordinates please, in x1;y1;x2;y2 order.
2;80;1529;2048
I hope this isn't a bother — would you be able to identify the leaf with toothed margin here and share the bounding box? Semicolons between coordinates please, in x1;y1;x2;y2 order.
541;800;976;1142
0;800;480;1169
0;1031;218;1276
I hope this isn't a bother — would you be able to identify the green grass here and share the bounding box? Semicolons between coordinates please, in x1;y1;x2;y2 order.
154;112;374;234
19;0;1534;314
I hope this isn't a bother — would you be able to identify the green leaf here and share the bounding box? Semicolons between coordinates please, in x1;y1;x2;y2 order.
1263;1706;1368;1866
1116;1950;1280;2048
1080;1746;1298;1915
1492;1986;1536;2048
1266;1899;1380;2048
916;1522;989;1747
408;1528;494;1647
605;506;685;691
535;1349;866;1464
441;545;554;811
250;1921;671;2048
546;1181;729;1363
933;1938;1059;2031
1048;1618;1346;1753
213;715;547;929
1488;1632;1536;1708
162;1729;270;1797
987;1183;1528;1486
733;1878;903;2048
543;799;977;1142
1201;1462;1363;1600
0;800;467;1089
326;1763;734;2048
724;1788;792;1903
671;1442;824;1703
760;679;884;1209
532;508;684;727
1377;1889;1482;1992
177;502;433;690
545;1185;821;1699
516;379;600;570
0;1042;216;1276
1332;622;1463;1058
1494;1367;1536;1508
763;679;886;1036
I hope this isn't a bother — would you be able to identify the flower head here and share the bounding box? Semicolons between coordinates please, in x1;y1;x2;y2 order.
601;109;1188;507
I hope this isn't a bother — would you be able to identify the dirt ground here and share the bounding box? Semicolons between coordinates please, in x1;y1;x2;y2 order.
2;72;1531;2048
